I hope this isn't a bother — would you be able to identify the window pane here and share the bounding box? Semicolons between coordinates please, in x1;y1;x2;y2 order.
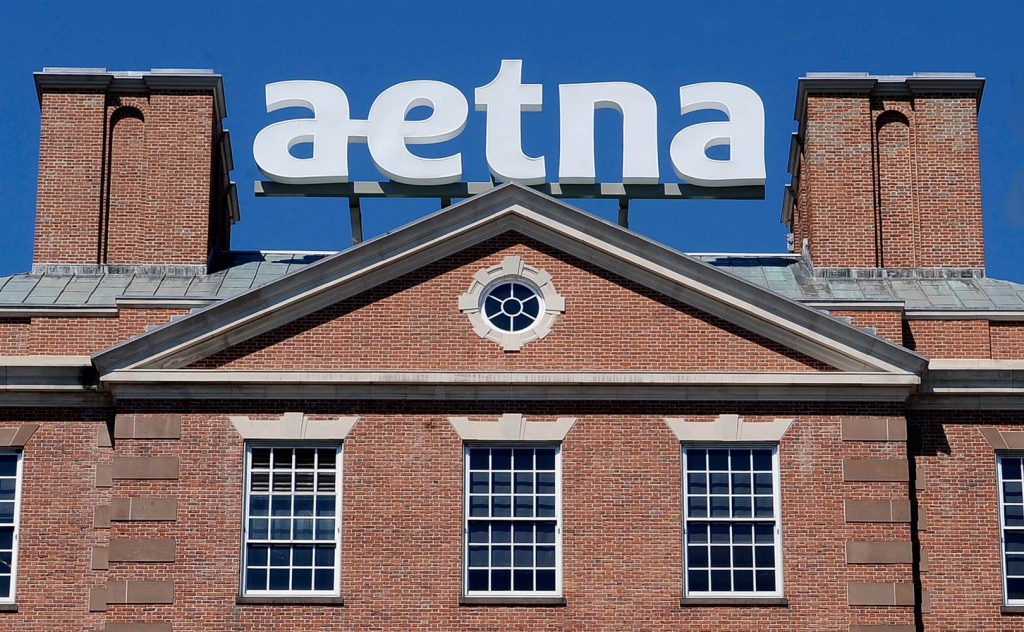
491;449;512;470
251;448;271;469
468;569;489;592
683;445;779;596
535;449;556;471
492;472;511;494
1003;458;1023;481
688;569;709;592
708;450;729;471
710;569;731;591
1009;578;1024;601
514;523;533;543
536;570;556;591
688;545;708;568
0;456;16;477
244;446;340;595
1005;481;1023;505
484;522;508;544
464;446;560;594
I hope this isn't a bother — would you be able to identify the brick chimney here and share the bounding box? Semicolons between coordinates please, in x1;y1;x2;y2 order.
32;68;238;274
782;73;985;272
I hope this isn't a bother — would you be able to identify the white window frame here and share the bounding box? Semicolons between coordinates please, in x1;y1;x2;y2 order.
681;444;783;599
462;443;563;597
997;453;1024;606
0;450;23;605
240;443;342;597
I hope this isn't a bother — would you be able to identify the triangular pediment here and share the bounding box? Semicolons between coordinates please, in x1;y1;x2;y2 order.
93;184;926;381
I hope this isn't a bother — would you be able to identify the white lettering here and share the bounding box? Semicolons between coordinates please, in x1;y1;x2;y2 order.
670;82;766;187
367;81;468;186
475;60;545;185
252;80;366;184
251;63;767;189
558;82;659;185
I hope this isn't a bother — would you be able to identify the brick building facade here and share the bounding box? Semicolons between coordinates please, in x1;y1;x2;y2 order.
0;68;1021;631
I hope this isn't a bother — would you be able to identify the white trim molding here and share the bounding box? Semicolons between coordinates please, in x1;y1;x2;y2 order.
664;414;794;442
228;412;359;440
459;255;565;351
448;413;576;441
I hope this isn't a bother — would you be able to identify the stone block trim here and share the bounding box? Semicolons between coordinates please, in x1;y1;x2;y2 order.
92;546;109;570
847;582;916;606
979;427;1024;450
94;505;111;529
229;412;359;440
844;500;911;523
845;540;914;564
841;418;907;441
90;587;108;612
96;463;113;488
111;456;180;480
114;414;182;440
0;423;39;447
110;498;178;522
448;414;576;441
105;580;175;604
98;423;113;448
664;414;793;442
108;538;176;563
842;458;910;482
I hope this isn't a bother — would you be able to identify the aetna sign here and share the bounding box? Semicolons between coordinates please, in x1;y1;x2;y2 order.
253;60;765;188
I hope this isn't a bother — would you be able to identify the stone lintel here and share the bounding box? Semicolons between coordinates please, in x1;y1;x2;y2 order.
664;415;793;443
229;412;358;440
448;414;577;441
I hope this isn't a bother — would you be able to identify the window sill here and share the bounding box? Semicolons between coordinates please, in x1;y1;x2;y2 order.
0;603;17;613
459;596;566;607
1002;606;1024;615
236;596;345;606
680;597;788;607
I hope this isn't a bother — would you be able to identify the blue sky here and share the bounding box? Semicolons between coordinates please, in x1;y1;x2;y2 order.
1;1;1022;280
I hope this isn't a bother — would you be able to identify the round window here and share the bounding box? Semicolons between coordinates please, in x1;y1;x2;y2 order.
481;280;544;333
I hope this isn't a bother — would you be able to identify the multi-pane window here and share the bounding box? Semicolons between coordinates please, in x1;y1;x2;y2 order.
242;445;341;595
998;454;1024;604
0;452;22;603
464;445;561;596
683;446;782;597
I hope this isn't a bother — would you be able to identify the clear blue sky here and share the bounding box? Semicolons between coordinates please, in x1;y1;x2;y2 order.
2;1;1022;280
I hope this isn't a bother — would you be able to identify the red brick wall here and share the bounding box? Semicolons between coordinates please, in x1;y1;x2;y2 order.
0;308;188;355
190;234;833;372
34;88;217;267
0;410;111;632
830;310;903;345
913;411;1022;630
906;320;990;358
34;91;107;265
9;399;905;632
875;102;918;268
792;93;984;269
990;322;1024;359
914;98;984;268
798;96;878;268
